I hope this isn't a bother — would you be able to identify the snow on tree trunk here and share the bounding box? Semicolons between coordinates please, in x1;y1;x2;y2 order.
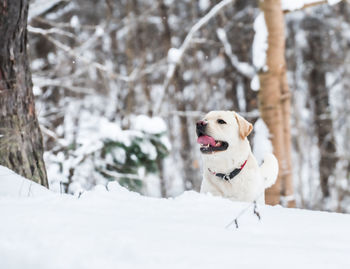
0;0;48;187
257;0;295;206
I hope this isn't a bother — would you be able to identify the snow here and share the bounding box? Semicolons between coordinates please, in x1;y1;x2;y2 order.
253;119;273;164
208;55;226;74
250;74;260;91
0;166;52;197
131;115;167;134
327;0;342;5
70;15;80;28
282;0;320;11
1;167;350;269
282;0;342;11
252;12;268;71
199;0;211;12
167;48;182;64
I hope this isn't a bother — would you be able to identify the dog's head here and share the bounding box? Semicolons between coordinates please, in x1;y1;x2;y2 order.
196;111;253;155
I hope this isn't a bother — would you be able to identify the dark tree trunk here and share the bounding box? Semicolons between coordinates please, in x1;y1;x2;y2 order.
303;17;337;198
0;0;48;187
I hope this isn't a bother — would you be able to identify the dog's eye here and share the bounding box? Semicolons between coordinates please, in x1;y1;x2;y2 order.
217;119;226;124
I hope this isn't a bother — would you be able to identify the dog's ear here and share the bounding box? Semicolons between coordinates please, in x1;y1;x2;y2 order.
234;112;253;139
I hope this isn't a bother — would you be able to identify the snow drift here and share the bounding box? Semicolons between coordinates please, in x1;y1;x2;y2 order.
0;166;349;269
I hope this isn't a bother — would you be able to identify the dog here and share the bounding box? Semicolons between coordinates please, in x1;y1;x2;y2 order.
196;111;278;204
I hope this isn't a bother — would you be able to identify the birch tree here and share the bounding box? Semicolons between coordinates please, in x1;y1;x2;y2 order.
257;0;344;206
257;0;294;206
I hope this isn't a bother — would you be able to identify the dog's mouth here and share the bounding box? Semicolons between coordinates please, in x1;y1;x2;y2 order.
197;134;228;154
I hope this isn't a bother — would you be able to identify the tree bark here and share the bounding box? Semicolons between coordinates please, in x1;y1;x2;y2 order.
258;0;295;206
0;0;48;187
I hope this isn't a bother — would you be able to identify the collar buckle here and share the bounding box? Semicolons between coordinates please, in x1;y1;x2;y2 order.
223;174;231;181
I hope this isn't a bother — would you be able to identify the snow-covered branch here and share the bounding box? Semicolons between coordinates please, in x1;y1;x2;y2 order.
216;28;255;79
161;110;259;118
28;25;76;39
100;169;145;182
282;0;344;12
29;26;136;83
32;77;96;95
154;0;236;114
28;0;69;22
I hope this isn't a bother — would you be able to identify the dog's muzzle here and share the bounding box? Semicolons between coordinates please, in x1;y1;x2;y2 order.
196;120;229;154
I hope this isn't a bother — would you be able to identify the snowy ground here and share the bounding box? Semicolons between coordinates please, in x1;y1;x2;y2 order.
1;165;350;269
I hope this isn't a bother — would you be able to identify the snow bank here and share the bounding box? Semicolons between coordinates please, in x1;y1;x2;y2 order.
1;171;350;269
0;165;51;197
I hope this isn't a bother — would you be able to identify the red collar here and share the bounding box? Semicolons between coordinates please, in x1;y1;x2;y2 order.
208;159;248;181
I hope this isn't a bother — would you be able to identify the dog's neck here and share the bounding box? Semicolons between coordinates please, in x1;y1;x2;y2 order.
202;142;251;174
208;159;248;181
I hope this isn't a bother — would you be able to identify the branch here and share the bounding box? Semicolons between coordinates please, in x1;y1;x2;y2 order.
161;110;259;118
28;27;136;82
101;169;145;181
32;16;98;30
28;0;69;22
28;25;76;39
225;192;264;229
216;28;255;79
32;77;96;94
282;0;344;13
154;0;236;115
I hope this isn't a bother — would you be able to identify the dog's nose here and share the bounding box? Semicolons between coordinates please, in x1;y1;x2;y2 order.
196;120;207;127
196;120;207;136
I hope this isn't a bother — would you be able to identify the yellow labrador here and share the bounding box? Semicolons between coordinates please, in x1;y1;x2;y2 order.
196;111;278;204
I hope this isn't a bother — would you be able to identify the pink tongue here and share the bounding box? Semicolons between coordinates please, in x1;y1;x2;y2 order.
197;135;216;146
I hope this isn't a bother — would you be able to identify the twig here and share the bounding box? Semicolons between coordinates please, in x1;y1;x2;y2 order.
27;182;33;197
77;191;84;198
225;191;264;229
101;169;145;181
253;201;261;220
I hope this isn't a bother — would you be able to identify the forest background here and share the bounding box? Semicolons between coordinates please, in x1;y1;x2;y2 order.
1;0;350;213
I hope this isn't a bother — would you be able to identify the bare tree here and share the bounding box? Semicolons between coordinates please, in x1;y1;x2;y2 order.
302;17;338;198
0;0;48;187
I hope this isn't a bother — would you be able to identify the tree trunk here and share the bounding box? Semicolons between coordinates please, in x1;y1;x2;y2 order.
258;0;295;206
303;17;337;198
0;0;48;187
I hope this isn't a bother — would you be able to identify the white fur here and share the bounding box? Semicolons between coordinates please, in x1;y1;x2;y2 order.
199;111;278;204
